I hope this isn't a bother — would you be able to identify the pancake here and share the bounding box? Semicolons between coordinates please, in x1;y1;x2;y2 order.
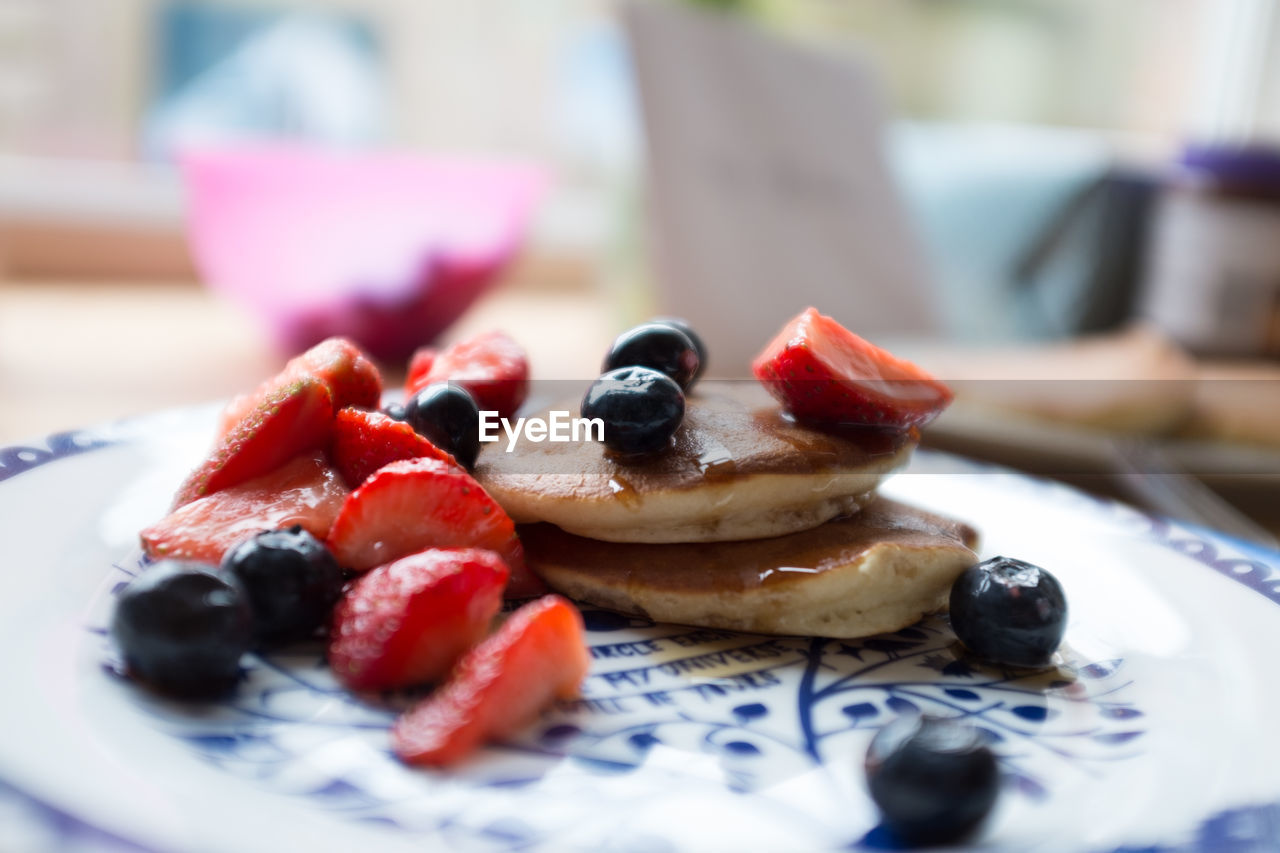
518;497;979;639
473;386;916;543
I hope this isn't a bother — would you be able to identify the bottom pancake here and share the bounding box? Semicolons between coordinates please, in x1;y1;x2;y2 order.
518;498;979;639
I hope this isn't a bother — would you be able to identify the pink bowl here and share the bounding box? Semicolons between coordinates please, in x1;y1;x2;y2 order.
182;145;546;363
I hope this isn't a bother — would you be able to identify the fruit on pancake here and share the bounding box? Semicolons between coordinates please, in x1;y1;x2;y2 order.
864;715;999;846
174;375;335;507
652;316;707;383
328;548;509;691
221;525;345;647
604;321;701;391
404;346;437;394
405;330;529;419
329;406;457;488
405;383;482;470
325;457;525;575
111;560;253;699
216;337;382;439
143;452;349;564
949;556;1067;668
390;595;588;766
581;366;685;456
752;307;952;430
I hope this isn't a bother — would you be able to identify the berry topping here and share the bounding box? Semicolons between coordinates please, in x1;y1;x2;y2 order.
288;336;383;411
328;548;510;691
390;595;589;766
864;715;999;846
329;406;457;488
405;383;482;470
405;330;529;419
581;366;685;457
652;316;708;383
141;452;349;565
325;457;524;575
174;375;335;508
949;556;1068;668
405;346;437;391
604;321;701;390
214;337;382;441
221;526;344;647
382;401;408;422
752;307;953;430
110;560;253;699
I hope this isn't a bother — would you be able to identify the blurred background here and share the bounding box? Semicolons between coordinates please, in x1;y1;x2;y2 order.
1;0;1278;538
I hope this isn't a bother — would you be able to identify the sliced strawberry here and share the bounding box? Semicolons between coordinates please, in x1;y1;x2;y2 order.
390;595;588;766
174;376;335;507
327;548;509;691
404;346;437;396
328;407;456;489
214;338;382;443
404;330;528;418
752;307;953;430
325;457;524;574
142;452;348;563
289;337;383;411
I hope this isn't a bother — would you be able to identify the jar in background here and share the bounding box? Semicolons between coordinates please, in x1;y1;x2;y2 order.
1139;145;1280;359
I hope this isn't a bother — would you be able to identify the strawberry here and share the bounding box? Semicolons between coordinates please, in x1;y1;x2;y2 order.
142;452;349;564
327;548;509;691
404;347;437;395
290;337;383;411
752;307;953;430
215;338;382;441
404;330;528;418
325;457;524;574
328;407;457;489
174;375;335;508
390;595;588;766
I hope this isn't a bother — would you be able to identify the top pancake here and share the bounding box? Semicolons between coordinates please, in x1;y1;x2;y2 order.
473;385;915;543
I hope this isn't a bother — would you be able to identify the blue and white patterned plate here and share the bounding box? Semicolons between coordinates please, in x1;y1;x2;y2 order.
1;408;1279;852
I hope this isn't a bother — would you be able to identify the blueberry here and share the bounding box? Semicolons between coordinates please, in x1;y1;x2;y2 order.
949;556;1067;668
650;316;708;383
406;382;481;469
604;321;701;391
110;560;252;699
221;526;344;647
865;715;999;846
582;366;685;456
383;401;408;422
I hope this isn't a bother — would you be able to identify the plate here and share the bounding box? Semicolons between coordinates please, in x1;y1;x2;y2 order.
2;408;1280;852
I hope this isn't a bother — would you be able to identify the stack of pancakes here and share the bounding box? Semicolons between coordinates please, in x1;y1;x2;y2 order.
474;386;978;639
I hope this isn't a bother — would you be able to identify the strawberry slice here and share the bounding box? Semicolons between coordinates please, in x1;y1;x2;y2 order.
328;548;509;691
328;407;457;489
325;457;524;574
404;347;437;394
142;452;349;564
404;330;528;418
390;595;588;766
174;375;335;507
752;307;953;430
291;336;383;411
215;338;382;441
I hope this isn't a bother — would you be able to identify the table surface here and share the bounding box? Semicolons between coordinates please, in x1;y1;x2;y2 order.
0;277;618;445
